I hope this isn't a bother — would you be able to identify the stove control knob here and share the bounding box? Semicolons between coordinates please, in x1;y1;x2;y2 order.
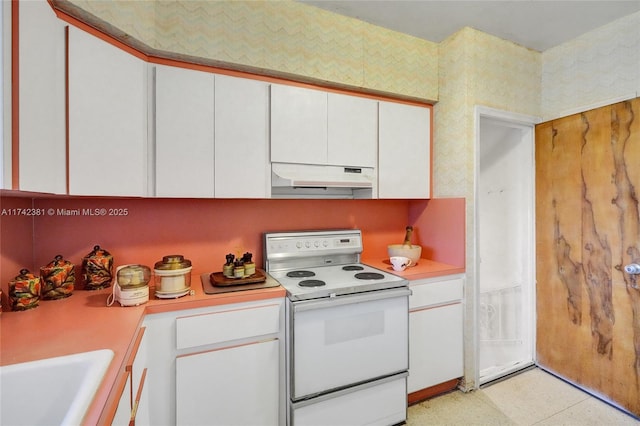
296;241;302;249
305;241;311;248
323;241;329;247
314;241;320;247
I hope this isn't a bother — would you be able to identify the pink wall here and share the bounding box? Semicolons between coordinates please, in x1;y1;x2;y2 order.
1;195;465;308
1;197;35;295
409;198;466;267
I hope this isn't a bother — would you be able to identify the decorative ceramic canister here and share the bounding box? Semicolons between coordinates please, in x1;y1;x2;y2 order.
40;255;75;300
82;245;114;290
9;269;41;311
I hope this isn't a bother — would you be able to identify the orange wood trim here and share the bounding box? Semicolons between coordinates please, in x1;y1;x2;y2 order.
408;378;460;405
64;25;69;194
47;2;432;108
125;326;146;373
130;367;147;426
51;7;148;62
100;370;131;426
11;0;19;189
144;288;286;315
149;55;432;107
409;301;462;314
175;338;278;359
430;107;434;197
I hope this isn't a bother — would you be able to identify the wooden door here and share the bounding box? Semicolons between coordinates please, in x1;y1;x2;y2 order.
536;98;640;416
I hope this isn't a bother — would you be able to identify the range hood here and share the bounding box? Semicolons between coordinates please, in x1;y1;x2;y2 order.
271;163;375;199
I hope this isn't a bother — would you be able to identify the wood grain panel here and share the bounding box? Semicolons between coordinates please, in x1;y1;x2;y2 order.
536;98;640;416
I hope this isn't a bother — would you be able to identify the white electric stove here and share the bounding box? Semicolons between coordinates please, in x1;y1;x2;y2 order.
264;229;410;426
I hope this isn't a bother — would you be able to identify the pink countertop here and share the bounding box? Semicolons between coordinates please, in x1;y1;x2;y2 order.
363;257;465;280
0;277;285;425
0;259;462;424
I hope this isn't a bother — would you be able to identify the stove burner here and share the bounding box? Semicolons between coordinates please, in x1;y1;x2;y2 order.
287;270;316;278
299;279;326;288
355;272;385;280
342;265;364;271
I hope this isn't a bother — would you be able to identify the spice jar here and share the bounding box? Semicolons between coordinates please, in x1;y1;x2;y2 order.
223;253;235;278
233;259;245;278
153;255;192;297
41;255;75;300
9;269;41;311
242;252;256;276
82;245;114;290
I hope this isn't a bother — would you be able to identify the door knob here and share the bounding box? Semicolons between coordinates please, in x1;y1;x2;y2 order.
624;263;640;274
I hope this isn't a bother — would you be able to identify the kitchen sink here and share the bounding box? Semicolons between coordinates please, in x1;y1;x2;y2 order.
0;349;114;426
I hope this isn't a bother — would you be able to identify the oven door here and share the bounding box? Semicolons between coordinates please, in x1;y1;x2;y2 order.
290;287;410;400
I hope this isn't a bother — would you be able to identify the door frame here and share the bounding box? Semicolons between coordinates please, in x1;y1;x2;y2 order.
473;106;540;387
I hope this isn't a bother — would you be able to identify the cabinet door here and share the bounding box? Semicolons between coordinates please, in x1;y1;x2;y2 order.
155;65;214;197
130;328;148;425
327;93;378;168
68;26;147;196
111;371;132;426
271;84;327;165
214;75;270;198
378;102;431;199
176;339;279;426
408;303;463;393
18;0;66;193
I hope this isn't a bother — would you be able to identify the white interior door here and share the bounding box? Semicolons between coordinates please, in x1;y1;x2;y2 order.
477;112;536;384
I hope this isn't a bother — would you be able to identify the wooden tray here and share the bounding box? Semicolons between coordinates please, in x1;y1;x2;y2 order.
210;268;267;287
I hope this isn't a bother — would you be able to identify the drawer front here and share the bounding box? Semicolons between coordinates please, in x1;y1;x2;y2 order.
176;303;281;349
409;276;463;310
292;374;407;426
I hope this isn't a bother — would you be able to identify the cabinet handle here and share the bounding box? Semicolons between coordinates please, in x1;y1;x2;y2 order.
129;367;148;426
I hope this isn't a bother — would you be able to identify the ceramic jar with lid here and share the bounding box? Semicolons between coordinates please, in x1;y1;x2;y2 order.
82;245;114;290
40;255;75;300
9;269;41;311
153;255;192;298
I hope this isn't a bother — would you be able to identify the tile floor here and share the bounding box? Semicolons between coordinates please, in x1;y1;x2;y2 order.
407;368;639;425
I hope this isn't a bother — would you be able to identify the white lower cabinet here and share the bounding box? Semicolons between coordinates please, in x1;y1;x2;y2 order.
176;339;279;425
143;298;284;425
408;275;464;394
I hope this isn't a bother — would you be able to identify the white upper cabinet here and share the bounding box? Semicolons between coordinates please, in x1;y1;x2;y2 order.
154;68;270;198
271;85;378;169
327;93;378;168
68;26;147;196
378;101;431;199
214;74;270;198
271;84;328;165
17;0;66;194
155;65;215;198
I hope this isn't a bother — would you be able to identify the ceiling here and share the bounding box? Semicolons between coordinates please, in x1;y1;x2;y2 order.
299;0;640;52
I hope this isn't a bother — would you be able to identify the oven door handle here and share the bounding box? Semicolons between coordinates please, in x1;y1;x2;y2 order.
293;287;412;312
